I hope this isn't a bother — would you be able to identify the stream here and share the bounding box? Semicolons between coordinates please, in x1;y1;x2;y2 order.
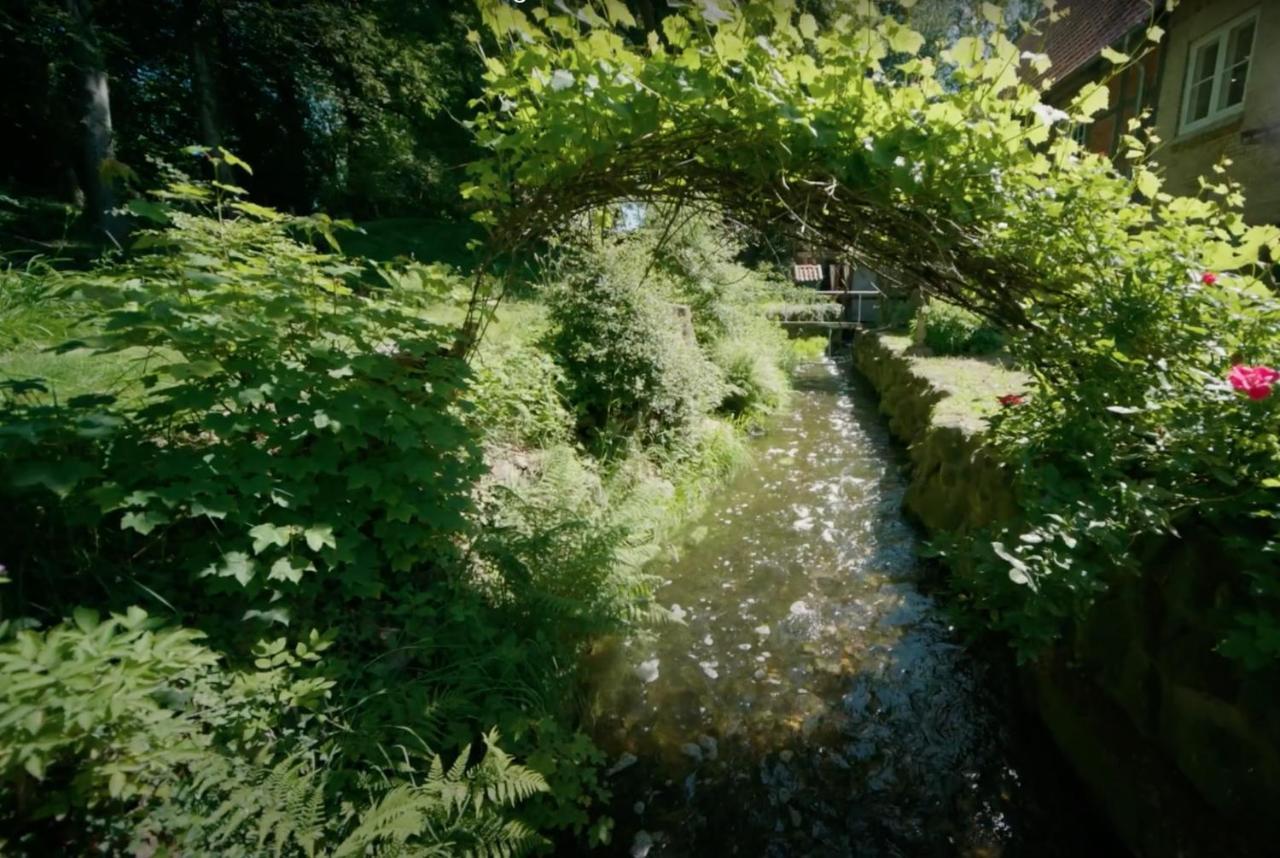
583;357;1122;857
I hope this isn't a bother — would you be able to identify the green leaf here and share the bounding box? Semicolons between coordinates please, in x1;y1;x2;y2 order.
1100;47;1129;65
981;3;1004;25
303;525;336;552
126;199;170;224
205;551;255;587
250;523;294;554
887;23;924;56
72;607;100;633
1135;168;1161;199
216;148;254;175
798;13;818;41
121;509;169;535
268;557;306;584
1070;82;1110;119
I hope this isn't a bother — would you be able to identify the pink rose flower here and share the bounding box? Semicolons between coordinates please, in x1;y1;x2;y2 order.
1201;272;1218;286
1228;365;1280;401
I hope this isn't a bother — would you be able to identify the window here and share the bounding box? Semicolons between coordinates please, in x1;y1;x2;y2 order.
1180;9;1259;134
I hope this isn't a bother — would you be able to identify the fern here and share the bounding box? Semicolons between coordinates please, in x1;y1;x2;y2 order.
335;731;548;858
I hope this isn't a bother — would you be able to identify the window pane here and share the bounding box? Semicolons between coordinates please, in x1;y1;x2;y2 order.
1219;21;1255;109
1193;41;1219;85
1221;60;1249;108
1190;78;1213;121
1228;20;1255;67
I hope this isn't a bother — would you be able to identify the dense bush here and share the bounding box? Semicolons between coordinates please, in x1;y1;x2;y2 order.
542;254;723;451
915;300;1005;356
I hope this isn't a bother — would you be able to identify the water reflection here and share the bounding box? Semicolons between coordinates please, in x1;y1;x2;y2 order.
583;358;1118;857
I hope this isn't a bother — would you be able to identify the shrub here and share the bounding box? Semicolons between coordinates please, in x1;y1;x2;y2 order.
543;268;722;451
471;340;573;447
0;183;481;633
915;300;1005;356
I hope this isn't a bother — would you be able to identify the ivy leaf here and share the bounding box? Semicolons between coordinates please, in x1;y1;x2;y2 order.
603;0;635;27
981;3;1004;26
216;148;254;175
11;460;95;497
1146;24;1165;43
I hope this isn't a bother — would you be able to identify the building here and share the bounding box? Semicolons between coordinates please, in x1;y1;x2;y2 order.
1032;0;1279;224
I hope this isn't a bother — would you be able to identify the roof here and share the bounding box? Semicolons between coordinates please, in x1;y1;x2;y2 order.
1026;0;1155;90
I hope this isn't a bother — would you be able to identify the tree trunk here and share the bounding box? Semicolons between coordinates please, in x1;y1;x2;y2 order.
186;0;227;177
65;0;124;243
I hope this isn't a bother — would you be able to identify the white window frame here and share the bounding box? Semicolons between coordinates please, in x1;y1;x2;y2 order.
1179;8;1260;136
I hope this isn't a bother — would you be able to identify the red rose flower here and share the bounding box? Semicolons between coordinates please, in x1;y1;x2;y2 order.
1228;365;1280;401
1201;272;1218;286
998;394;1025;407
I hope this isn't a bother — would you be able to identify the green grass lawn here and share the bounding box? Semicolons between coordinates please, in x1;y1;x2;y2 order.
878;333;1029;431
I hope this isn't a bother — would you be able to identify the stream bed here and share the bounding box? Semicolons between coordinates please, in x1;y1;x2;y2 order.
583;357;1122;857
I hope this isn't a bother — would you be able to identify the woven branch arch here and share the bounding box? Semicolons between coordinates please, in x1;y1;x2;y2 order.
452;0;1272;359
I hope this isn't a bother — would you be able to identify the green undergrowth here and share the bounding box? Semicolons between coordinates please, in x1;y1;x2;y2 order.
0;163;807;855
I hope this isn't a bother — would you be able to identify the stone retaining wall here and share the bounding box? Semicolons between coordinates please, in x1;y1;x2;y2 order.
851;331;1278;857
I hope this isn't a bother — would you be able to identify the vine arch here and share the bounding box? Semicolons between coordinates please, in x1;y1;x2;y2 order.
448;0;1245;356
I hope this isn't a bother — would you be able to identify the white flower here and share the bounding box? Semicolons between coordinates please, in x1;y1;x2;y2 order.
862;136;874;151
894;155;906;167
1032;102;1070;126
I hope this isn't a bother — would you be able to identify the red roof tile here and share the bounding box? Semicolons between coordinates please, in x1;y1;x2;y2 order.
1026;0;1155;91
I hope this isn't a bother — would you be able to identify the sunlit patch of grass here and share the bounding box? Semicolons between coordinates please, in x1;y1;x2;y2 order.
878;333;1029;429
0;268;163;404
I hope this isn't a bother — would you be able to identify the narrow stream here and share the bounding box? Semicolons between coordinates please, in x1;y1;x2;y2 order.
584;357;1121;857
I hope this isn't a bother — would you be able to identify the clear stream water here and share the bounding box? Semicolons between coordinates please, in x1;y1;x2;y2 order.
582;357;1123;857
